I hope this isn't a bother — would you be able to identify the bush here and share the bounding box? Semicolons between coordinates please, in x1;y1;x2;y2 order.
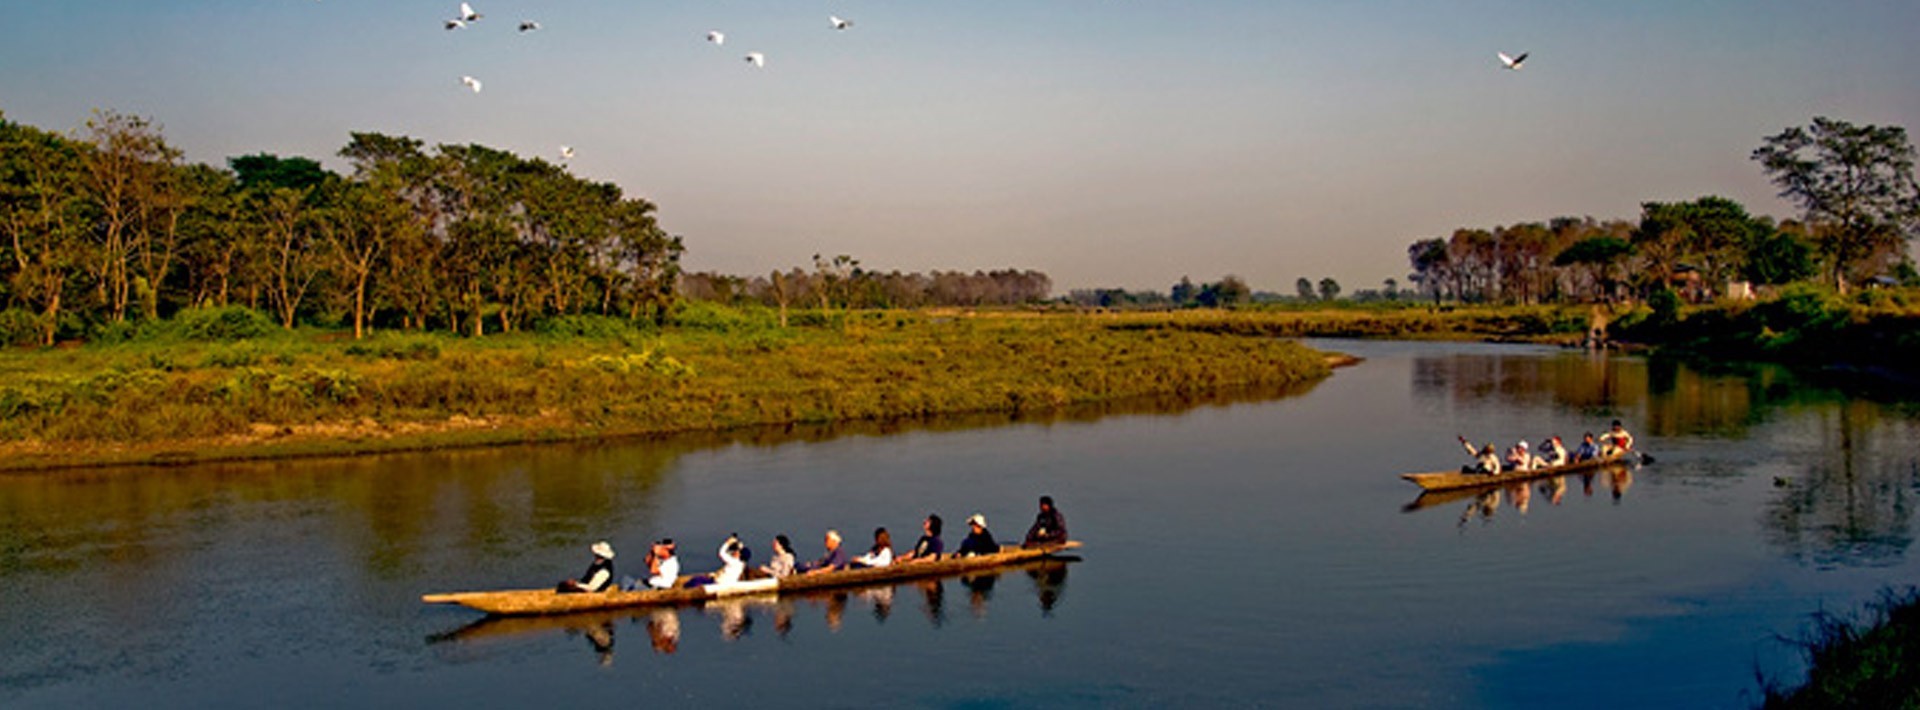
344;333;443;361
669;301;779;333
533;314;646;340
0;308;42;347
177;306;277;342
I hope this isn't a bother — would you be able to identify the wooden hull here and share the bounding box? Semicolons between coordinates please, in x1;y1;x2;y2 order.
1401;453;1631;492
423;541;1081;616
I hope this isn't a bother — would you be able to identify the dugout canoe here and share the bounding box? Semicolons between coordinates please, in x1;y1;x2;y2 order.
1401;453;1633;492
422;541;1081;616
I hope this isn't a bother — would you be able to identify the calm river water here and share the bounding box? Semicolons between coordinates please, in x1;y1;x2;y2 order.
5;339;1920;708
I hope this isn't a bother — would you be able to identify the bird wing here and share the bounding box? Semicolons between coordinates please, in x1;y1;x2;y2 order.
1511;52;1528;66
1497;52;1514;67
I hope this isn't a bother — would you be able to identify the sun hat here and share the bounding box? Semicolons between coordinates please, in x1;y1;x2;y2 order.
1518;441;1529;449
591;541;615;559
967;513;987;528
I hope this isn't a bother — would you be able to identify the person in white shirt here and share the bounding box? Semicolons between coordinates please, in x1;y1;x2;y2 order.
684;535;748;587
850;527;893;568
645;539;680;589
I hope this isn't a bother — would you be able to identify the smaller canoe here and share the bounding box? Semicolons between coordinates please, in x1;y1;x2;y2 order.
423;541;1080;616
1401;453;1633;492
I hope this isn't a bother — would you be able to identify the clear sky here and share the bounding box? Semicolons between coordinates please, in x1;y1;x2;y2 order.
3;1;1917;292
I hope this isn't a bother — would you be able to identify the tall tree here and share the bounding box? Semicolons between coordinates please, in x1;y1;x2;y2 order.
1753;117;1920;290
1318;277;1341;301
1;116;88;344
80;110;180;322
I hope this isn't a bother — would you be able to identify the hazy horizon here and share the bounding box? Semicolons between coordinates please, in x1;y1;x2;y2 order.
4;1;1917;293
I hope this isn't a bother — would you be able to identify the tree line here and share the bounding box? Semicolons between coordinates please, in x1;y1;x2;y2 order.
2;109;682;345
1407;117;1919;305
678;255;1053;315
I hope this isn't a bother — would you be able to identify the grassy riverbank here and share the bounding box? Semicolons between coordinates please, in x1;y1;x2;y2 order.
0;306;1334;471
1613;285;1920;381
1761;589;1920;708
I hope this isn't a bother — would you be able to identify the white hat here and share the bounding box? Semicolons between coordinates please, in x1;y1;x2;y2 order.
1517;441;1529;449
591;541;615;559
967;513;987;528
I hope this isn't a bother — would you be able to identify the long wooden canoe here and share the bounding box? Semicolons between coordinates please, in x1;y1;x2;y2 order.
427;557;1076;646
422;541;1081;616
1401;453;1633;492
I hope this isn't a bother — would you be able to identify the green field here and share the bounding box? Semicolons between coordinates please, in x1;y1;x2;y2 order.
0;306;1337;471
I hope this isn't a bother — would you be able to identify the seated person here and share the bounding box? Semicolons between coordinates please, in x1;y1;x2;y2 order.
849;527;893;568
1539;436;1569;467
1023;496;1068;547
685;535;749;587
1459;437;1502;474
1572;432;1600;462
638;539;679;590
759;534;797;578
557;541;616;594
800;529;847;574
1600;420;1635;457
955;514;999;557
895;515;944;563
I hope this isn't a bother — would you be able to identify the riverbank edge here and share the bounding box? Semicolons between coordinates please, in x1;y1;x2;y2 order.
1760;587;1920;708
0;318;1357;474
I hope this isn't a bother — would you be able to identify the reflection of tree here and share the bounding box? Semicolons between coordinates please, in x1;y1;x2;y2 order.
1765;401;1920;568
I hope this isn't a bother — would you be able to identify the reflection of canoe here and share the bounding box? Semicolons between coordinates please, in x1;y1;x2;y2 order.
1401;453;1631;492
428;556;1077;645
422;541;1081;616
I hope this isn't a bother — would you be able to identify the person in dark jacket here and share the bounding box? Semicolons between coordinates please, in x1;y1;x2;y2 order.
955;514;999;557
1023;496;1068;547
558;541;616;593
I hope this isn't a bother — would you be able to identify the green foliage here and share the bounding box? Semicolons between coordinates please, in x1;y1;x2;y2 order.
0;308;41;347
1647;287;1684;330
342;333;443;360
667;301;778;333
1761;588;1920;709
177;306;277;342
534;314;646;340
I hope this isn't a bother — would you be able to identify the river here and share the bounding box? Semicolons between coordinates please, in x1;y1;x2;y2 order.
3;339;1918;708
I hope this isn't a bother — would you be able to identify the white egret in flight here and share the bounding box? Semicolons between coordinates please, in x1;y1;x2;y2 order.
1497;51;1529;70
744;52;765;67
460;75;482;93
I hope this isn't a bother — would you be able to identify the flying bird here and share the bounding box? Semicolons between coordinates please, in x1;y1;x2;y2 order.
460;75;482;93
1497;51;1529;70
445;18;466;30
559;145;575;160
830;15;852;30
519;20;540;32
707;30;725;45
459;2;482;21
744;52;765;67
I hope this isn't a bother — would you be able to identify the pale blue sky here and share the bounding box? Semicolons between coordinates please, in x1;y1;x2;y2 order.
3;1;1916;291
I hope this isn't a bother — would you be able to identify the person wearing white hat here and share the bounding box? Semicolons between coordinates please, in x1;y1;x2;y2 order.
557;541;616;593
954;513;999;557
1505;440;1535;472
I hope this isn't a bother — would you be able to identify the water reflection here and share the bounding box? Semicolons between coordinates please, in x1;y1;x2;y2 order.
1763;400;1920;569
1401;467;1638;526
425;559;1073;665
1406;345;1920;565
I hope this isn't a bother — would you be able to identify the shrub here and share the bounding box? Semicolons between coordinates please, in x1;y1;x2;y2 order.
0;308;42;347
533;314;645;340
177;306;277;342
670;301;779;333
